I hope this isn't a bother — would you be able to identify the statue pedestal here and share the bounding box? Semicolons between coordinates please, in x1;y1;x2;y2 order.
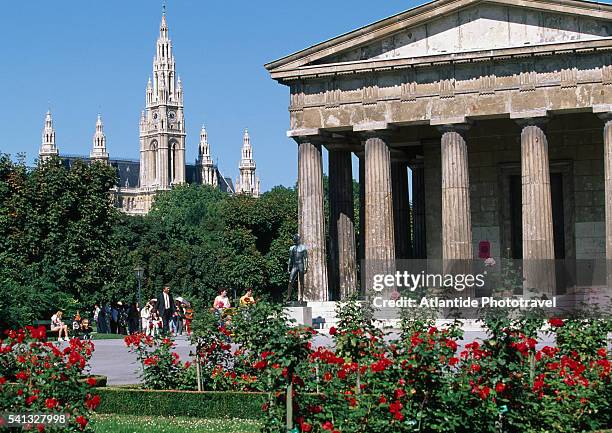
285;306;312;327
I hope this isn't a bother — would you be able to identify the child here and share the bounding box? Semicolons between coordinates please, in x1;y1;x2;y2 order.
80;319;93;340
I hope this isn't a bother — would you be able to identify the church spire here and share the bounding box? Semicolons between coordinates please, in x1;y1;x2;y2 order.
236;128;260;197
197;125;217;186
39;110;58;161
152;6;177;103
90;114;109;162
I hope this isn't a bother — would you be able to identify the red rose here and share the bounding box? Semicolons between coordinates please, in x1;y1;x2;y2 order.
253;360;267;370
261;402;269;412
378;395;387;404
37;424;45;432
322;421;334;431
301;422;313;432
75;416;88;430
394;388;406;399
597;348;607;358
495;382;506;394
449;357;459;366
87;377;97;387
0;377;6;385
548;318;564;327
85;394;101;410
323;371;333;381
337;369;347;379
45;398;58;409
329;327;337;335
479;386;491;400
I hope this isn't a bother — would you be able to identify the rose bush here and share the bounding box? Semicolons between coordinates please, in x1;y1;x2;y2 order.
0;326;99;432
124;332;193;390
122;300;612;433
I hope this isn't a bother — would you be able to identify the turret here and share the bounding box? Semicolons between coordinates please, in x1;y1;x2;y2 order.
39;110;58;161
90;114;109;162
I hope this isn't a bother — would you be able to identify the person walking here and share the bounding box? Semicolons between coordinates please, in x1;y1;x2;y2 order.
141;302;152;336
127;302;140;334
184;304;194;335
156;286;175;334
110;304;119;334
97;304;107;333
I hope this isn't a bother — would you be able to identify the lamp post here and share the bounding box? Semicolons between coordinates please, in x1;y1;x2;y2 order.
134;266;144;314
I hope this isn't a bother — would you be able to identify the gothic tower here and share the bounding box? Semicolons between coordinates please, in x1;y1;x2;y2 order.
197;125;218;186
90;114;109;163
39;110;58;161
139;9;186;190
235;129;260;197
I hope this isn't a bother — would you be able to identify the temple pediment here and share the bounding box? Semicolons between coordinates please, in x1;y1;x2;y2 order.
266;0;612;76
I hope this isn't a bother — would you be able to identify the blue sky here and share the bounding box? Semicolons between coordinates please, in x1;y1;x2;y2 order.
0;0;421;190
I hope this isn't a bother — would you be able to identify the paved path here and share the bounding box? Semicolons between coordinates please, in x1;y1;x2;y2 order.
87;331;556;385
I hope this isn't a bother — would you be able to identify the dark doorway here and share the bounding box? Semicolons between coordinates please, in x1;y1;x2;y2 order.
508;172;569;293
508;173;565;260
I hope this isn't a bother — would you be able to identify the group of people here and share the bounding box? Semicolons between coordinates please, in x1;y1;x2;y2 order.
49;286;259;342
213;288;255;312
50;310;93;341
93;302;141;335
139;286;194;336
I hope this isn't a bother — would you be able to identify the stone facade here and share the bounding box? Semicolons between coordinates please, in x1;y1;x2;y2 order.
266;0;612;300
41;10;261;215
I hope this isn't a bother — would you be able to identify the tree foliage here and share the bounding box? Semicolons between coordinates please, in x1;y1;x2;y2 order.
0;154;118;328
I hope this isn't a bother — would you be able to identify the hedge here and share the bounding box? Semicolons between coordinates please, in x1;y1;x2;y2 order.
95;388;266;419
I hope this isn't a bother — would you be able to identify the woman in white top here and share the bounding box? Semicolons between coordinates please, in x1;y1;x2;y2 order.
213;289;231;311
141;303;152;335
50;311;69;341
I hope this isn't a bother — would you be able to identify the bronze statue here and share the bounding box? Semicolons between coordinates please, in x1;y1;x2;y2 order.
287;234;308;302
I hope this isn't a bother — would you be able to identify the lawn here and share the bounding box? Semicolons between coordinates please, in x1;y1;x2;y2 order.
90;332;126;340
91;414;261;433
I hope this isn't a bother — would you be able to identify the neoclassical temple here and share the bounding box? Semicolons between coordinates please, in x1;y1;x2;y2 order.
266;0;612;302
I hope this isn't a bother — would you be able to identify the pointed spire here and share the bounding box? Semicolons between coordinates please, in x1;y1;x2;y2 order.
39;110;58;161
199;125;210;159
91;114;109;162
160;1;168;35
236;128;260;197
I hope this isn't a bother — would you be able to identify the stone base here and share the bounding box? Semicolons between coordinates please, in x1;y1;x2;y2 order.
285;306;312;326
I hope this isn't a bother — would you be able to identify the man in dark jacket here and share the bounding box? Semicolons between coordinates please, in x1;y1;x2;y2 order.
156;286;175;334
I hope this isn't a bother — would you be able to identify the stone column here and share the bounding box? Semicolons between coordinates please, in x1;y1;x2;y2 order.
329;150;357;299
358;156;366;294
520;121;555;295
297;138;329;301
412;163;427;258
440;126;473;261
364;134;395;291
602;116;612;288
392;161;411;259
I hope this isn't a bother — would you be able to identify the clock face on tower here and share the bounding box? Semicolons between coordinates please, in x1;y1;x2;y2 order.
168;111;176;122
152;111;159;122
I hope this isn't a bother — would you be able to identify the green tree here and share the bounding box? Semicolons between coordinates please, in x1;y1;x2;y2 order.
0;154;118;328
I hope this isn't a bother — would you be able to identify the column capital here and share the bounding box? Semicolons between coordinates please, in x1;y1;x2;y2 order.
436;122;471;136
596;112;612;123
513;115;549;129
287;128;323;145
354;122;394;141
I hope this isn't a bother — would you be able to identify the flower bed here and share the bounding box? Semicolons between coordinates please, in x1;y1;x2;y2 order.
0;326;100;432
121;301;611;433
